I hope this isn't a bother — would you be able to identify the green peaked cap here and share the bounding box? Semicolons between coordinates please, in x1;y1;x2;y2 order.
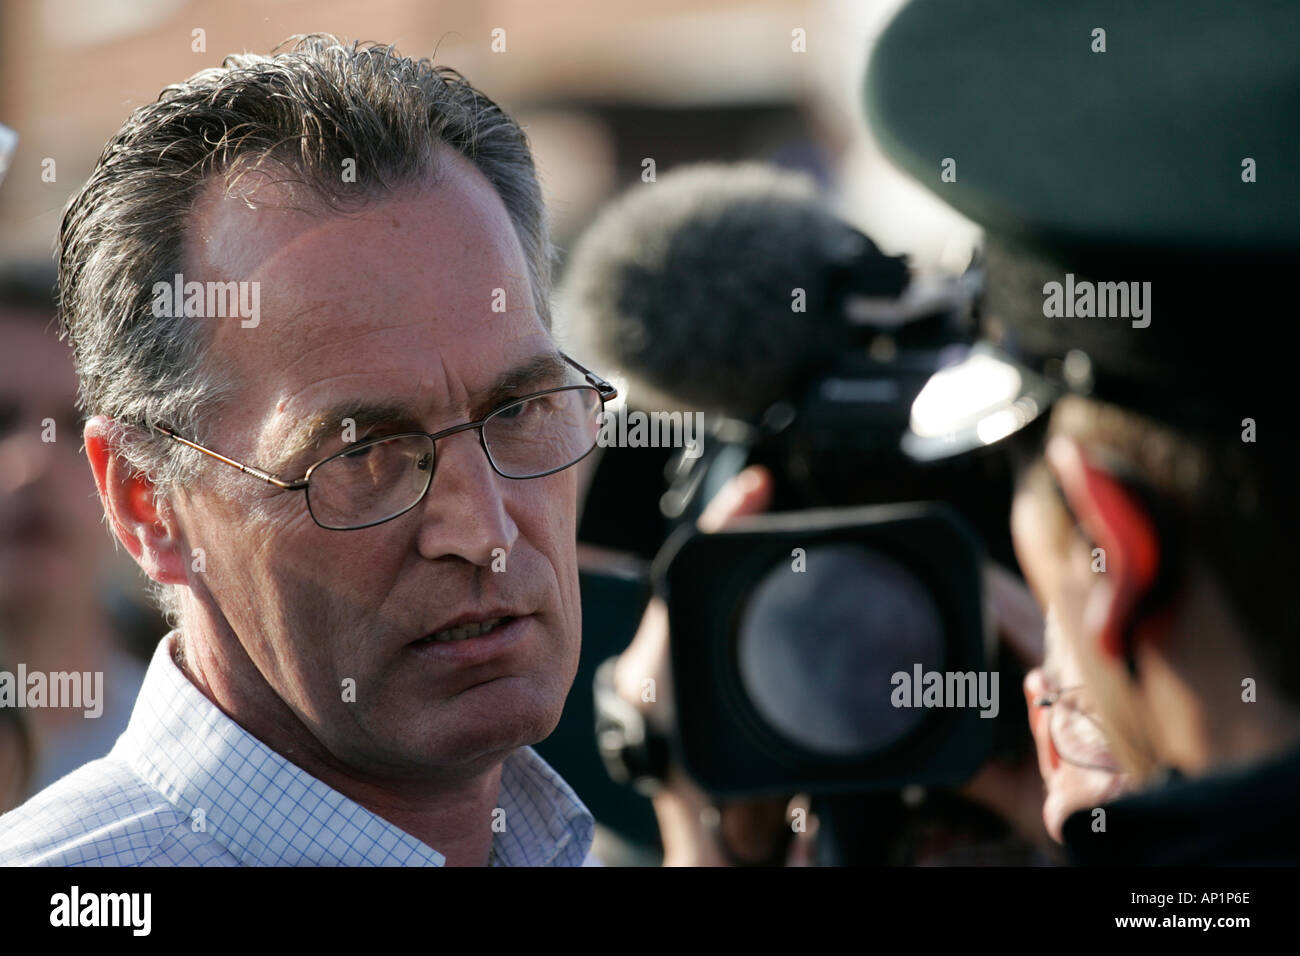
865;0;1300;252
865;0;1300;439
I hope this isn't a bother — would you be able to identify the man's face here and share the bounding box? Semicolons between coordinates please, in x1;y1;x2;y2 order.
168;154;582;779
1022;606;1129;842
0;313;107;628
1011;449;1156;780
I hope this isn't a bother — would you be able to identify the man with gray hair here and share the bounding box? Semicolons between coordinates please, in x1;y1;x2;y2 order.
0;35;616;866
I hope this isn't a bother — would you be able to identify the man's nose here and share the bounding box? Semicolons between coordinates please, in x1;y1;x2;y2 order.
413;428;518;566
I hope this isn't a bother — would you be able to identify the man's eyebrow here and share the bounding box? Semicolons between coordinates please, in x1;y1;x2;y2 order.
278;352;570;468
472;350;570;417
282;401;423;468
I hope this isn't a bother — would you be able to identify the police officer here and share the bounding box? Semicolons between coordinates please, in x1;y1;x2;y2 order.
866;0;1300;864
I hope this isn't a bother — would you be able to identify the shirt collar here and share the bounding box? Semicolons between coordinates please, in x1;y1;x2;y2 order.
114;632;592;866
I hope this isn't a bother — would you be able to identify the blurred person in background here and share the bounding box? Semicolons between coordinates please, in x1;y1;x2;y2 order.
0;264;146;797
0;698;35;815
868;0;1300;863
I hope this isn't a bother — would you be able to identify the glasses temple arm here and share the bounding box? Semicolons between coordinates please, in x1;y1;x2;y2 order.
152;424;304;490
562;352;619;401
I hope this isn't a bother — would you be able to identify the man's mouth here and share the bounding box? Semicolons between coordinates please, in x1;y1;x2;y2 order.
414;616;516;644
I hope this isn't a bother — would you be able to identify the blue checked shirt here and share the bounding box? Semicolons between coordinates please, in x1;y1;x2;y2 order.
0;633;596;866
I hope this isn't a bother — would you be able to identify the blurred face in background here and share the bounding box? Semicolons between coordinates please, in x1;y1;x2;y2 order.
1012;442;1146;842
1011;421;1168;787
0;311;108;639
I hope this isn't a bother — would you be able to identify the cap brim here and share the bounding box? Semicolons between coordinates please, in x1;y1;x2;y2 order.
901;343;1057;463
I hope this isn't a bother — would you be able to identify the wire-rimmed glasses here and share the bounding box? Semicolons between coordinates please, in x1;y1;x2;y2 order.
153;352;617;531
1033;685;1124;773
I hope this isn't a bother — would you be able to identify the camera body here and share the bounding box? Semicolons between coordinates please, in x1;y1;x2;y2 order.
589;243;1052;806
622;274;1046;798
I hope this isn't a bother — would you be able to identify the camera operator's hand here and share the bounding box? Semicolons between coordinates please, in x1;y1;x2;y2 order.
956;563;1054;852
613;465;814;866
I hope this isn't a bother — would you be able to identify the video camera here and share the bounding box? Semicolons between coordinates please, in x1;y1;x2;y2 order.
569;163;1055;812
593;253;1056;801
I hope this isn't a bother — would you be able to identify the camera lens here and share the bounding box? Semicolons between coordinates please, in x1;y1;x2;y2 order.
736;544;946;756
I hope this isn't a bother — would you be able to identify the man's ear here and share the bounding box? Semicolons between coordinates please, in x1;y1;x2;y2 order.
84;415;188;587
1045;436;1169;666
